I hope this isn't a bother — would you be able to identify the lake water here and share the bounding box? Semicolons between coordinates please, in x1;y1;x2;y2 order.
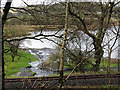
19;26;119;76
20;27;119;59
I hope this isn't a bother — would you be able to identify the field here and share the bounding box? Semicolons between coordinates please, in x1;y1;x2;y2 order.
4;49;39;78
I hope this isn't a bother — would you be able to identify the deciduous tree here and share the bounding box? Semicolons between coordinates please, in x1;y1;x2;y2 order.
68;1;119;71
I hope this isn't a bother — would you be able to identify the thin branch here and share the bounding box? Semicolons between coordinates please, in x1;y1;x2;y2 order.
65;50;95;81
4;30;63;42
6;16;34;22
68;3;96;39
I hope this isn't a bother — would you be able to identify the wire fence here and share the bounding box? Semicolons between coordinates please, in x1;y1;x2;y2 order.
5;73;120;89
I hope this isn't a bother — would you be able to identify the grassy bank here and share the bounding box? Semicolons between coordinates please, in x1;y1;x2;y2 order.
4;49;39;78
62;58;119;76
64;58;118;70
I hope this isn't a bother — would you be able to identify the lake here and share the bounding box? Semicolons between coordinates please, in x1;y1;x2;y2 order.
19;26;119;76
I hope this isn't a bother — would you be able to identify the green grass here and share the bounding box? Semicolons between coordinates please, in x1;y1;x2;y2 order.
64;59;118;72
100;59;118;67
4;49;39;78
5;48;118;78
62;58;119;76
6;76;34;78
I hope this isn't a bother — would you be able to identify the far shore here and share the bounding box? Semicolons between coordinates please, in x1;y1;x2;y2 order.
4;21;119;32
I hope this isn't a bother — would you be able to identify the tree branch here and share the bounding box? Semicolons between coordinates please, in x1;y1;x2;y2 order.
68;3;96;39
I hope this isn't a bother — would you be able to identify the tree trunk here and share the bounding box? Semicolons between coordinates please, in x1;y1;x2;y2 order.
58;1;69;89
118;18;120;72
107;51;112;88
12;54;15;62
93;39;104;71
2;1;12;89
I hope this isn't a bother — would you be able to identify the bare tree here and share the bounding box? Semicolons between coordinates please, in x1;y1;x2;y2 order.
68;1;119;71
65;30;94;72
104;25;119;87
